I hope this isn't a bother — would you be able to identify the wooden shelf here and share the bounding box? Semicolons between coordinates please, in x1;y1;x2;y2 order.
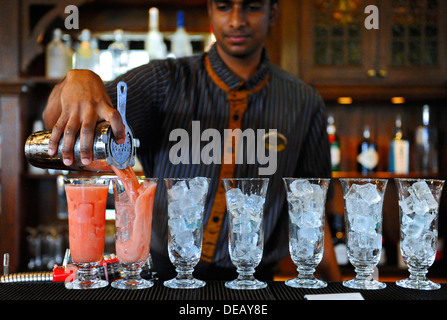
331;171;443;179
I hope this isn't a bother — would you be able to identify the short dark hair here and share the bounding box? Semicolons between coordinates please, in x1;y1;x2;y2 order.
210;0;278;6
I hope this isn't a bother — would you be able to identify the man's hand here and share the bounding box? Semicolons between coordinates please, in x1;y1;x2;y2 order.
42;70;126;166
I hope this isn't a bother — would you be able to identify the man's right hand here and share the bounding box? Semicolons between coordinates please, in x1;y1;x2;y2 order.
42;69;126;166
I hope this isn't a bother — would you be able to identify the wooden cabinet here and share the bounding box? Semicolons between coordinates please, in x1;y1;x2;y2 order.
0;0;212;273
293;0;447;99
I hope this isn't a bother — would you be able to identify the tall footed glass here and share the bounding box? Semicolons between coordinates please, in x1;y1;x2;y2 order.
112;177;158;289
64;177;110;289
223;178;269;290
395;178;444;290
283;178;330;289
340;178;388;290
164;177;210;289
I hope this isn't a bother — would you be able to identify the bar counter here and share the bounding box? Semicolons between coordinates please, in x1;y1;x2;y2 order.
1;280;445;301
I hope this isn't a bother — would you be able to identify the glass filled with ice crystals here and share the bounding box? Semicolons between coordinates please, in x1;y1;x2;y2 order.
283;178;330;289
164;177;210;289
223;178;269;290
395;178;444;290
340;178;388;290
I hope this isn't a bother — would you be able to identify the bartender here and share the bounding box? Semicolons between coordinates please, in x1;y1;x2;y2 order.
42;0;342;281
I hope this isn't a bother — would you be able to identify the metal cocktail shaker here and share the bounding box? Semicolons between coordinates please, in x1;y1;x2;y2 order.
24;82;138;172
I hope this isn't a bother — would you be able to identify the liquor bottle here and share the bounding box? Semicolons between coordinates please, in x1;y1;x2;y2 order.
415;105;438;174
389;114;410;174
145;7;167;61
171;11;193;58
357;124;379;174
62;33;74;73
327;114;341;171
108;29;129;78
46;28;70;78
329;214;348;265
73;29;99;73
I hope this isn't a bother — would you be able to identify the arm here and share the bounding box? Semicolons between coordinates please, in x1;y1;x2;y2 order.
42;69;126;166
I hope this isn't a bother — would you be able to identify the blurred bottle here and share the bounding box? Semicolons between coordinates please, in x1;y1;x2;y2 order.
46;28;71;78
415;105;438;174
327;113;341;171
145;7;167;61
329;214;348;265
205;24;216;52
73;29;99;73
108;29;129;78
171;11;193;58
62;33;74;73
357;124;379;174
389;114;409;174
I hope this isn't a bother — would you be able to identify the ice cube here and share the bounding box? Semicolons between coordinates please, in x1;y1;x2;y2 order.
350;213;377;235
297;227;320;244
189;177;209;195
225;188;245;211
298;210;322;228
187;177;209;204
311;184;324;200
168;180;188;200
344;184;361;200
245;194;264;223
358;183;381;204
167;200;183;218
290;180;313;198
399;197;415;215
410;181;438;210
402;214;425;239
411;180;432;198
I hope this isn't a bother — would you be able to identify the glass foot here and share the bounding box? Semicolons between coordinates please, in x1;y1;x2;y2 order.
164;277;205;289
396;278;441;290
65;279;108;290
111;278;154;290
225;278;267;290
343;278;386;290
285;277;327;289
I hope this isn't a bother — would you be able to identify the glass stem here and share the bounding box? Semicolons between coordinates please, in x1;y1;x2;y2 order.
408;266;428;282
354;266;374;281
297;266;316;280
123;266;142;281
176;266;194;281
76;265;100;284
236;266;256;281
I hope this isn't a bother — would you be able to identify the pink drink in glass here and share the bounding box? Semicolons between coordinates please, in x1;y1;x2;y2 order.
65;183;109;263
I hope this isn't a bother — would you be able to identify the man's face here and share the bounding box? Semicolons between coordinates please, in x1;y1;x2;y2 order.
208;0;278;59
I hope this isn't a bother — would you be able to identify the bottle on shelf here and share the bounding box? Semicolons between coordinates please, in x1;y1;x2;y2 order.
145;7;167;61
45;28;71;78
61;33;74;73
415;104;438;174
327;113;341;171
73;29;99;73
388;114;410;174
171;11;193;58
108;29;129;78
357;124;379;174
329;213;348;265
205;24;216;52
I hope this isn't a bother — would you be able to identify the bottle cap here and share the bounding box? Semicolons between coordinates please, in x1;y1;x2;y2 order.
177;11;185;27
